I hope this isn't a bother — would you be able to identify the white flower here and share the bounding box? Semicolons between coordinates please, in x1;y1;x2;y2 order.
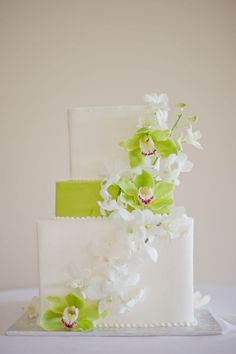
98;173;124;214
144;93;169;113
108;263;132;283
143;93;169;130
108;263;128;283
133;161;161;179
83;275;107;300
98;199;124;216
193;291;211;309
155;110;168;130
185;125;203;149
108;269;141;296
98;296;121;315
99;288;145;315
23;296;39;320
112;209;156;240
99;171;134;215
163;153;193;185
66;264;91;295
145;245;159;262
112;209;161;262
156;207;193;239
116;208;162;225
120;288;145;313
99;173;120;201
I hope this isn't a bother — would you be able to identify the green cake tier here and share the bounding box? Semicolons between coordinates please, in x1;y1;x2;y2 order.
56;180;119;217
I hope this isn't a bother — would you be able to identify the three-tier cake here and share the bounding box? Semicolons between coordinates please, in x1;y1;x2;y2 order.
37;94;202;332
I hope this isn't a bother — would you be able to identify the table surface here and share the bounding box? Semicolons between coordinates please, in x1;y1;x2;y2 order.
0;284;236;354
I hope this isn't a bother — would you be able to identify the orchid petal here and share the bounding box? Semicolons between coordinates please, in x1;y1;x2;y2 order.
65;294;84;310
40;311;63;331
47;296;67;314
75;319;93;332
145;245;159;262
129;148;143;168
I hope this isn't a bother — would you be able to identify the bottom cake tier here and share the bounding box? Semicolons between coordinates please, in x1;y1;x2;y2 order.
37;217;194;329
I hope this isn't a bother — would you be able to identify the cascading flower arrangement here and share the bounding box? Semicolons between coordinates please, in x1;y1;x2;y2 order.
91;93;202;318
99;93;202;217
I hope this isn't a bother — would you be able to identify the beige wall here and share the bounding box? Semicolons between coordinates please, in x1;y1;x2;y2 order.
0;0;236;290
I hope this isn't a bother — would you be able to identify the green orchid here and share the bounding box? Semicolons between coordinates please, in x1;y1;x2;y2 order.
120;127;179;168
40;293;107;332
116;170;174;215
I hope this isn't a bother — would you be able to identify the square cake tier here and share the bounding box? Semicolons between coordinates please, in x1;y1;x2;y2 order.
68;106;145;179
37;217;194;327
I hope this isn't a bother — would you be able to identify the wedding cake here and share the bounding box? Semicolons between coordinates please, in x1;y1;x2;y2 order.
37;93;203;332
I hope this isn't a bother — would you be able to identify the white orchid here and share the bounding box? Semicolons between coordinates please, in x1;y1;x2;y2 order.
144;93;169;114
82;260;142;306
193;291;211;309
155;110;168;130
65;263;91;295
98;296;123;315
98;173;122;216
99;173;120;200
98;199;124;216
163;153;193;185
98;288;144;315
115;207;163;225
143;93;170;130
184;125;203;149
131;161;161;182
111;209;161;262
107;262;128;281
99;170;137;215
108;270;141;296
120;288;145;314
83;275;107;300
156;207;193;239
23;296;39;320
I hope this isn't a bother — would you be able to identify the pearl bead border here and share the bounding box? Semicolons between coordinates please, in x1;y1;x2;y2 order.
57;178;103;182
55;216;106;220
94;320;198;329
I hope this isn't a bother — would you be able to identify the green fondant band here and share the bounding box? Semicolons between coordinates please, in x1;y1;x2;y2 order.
56;180;119;217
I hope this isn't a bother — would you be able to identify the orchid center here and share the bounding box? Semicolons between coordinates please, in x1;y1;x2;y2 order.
140;135;157;156
61;306;79;329
138;186;154;206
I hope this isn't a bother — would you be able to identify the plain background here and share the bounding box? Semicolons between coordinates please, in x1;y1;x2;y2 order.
0;0;235;290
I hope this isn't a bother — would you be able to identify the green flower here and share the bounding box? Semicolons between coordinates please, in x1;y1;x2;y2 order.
120;127;179;168
40;293;107;332
116;170;174;215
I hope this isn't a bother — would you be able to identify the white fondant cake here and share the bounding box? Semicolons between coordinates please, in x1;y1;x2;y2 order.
38;218;194;325
68;106;145;179
37;94;203;332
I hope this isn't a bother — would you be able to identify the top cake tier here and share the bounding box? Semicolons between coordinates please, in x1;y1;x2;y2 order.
68;106;145;179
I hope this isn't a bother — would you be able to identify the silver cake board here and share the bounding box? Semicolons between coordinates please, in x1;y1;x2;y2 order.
6;309;222;337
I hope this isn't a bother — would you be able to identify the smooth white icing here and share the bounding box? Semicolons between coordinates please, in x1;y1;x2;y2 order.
37;218;194;325
68;106;146;179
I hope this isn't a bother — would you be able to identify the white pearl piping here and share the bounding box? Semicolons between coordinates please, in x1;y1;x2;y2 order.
93;320;197;329
55;216;106;221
